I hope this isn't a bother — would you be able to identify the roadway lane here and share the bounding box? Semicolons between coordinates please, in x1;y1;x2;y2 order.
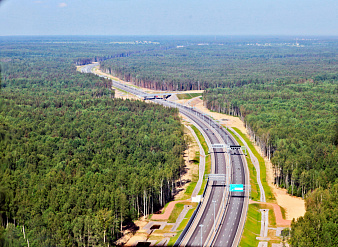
81;63;249;247
174;106;248;247
212;138;247;247
165;104;227;247
79;63;97;73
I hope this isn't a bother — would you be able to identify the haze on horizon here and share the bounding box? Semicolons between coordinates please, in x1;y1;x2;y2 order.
0;0;337;36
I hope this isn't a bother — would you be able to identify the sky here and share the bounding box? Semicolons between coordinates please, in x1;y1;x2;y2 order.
0;0;337;36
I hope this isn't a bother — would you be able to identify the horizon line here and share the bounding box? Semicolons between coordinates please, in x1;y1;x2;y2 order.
1;34;338;37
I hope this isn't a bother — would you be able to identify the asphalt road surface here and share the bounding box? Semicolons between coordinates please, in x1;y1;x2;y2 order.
82;63;249;247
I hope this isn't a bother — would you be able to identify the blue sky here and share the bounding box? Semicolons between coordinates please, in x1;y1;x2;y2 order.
0;0;337;36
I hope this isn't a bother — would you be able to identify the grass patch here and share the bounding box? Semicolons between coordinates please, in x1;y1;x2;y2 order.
168;203;185;223
177;208;195;231
239;204;261;247
205;154;211;175
225;127;244;146
198;155;211;195
153;225;173;235
190;125;211;196
232;127;275;203
190;93;203;98
191;125;209;154
177;93;202;100
148;235;164;242
112;86;128;94
192;151;200;164
154;202;198;246
168;231;182;246
185;207;195;219
183;182;197;199
268;206;277;227
181;149;200;200
171;207;197;244
177;218;189;231
177;94;190;100
245;156;260;201
280;205;287;220
198;179;207;195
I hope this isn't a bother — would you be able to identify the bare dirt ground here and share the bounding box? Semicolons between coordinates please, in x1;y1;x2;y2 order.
175;123;200;200
116;217;148;246
270;183;305;221
259;148;305;221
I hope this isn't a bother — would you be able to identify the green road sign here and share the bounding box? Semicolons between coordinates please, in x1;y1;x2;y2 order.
230;184;244;192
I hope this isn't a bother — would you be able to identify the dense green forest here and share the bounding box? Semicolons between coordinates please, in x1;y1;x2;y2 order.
100;36;338;245
100;37;338;91
204;78;337;196
290;183;338;246
0;36;165;67
0;37;185;246
200;39;338;245
1;36;337;246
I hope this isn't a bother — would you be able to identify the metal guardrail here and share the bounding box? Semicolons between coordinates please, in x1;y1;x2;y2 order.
167;101;233;247
173;178;209;247
209;127;249;246
204;127;234;246
170;106;249;247
227;145;250;247
165;102;215;247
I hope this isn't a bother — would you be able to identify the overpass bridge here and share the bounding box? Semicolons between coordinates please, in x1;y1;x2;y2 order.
139;93;172;100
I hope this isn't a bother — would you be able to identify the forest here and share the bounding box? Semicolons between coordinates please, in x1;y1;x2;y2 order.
0;36;337;246
99;36;337;245
290;183;338;246
204;78;337;197
100;37;338;91
204;78;338;244
0;37;186;246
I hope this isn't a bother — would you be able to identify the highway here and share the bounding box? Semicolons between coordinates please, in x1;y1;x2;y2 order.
166;102;229;247
172;104;249;247
81;63;249;247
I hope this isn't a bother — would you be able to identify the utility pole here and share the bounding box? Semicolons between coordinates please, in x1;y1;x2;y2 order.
213;200;216;232
226;146;231;192
199;224;204;246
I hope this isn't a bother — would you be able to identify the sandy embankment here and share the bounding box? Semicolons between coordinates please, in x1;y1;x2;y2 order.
254;138;305;221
